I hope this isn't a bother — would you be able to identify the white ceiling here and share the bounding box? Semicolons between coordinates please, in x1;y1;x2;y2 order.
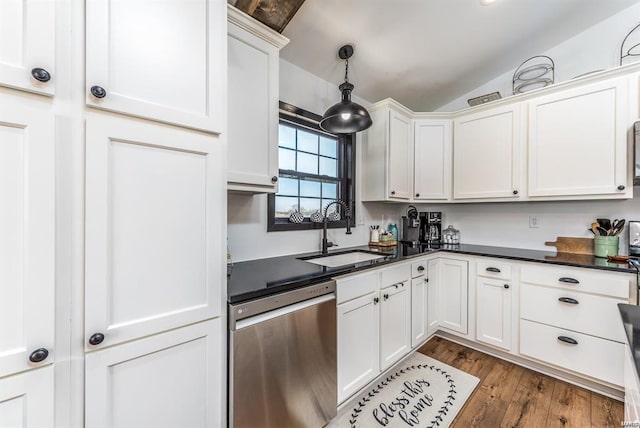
280;0;640;111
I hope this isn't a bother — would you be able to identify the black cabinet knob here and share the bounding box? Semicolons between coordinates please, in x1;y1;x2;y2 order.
31;67;51;83
89;332;105;346
390;190;396;196
383;293;389;300
417;265;425;273
373;297;379;304
271;176;278;183
513;190;519;195
415;193;420;198
618;185;626;191
503;284;510;289
90;85;107;99
29;348;49;363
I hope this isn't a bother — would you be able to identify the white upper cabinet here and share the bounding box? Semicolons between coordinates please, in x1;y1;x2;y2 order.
0;0;55;95
528;77;632;198
0;95;55;378
453;104;523;200
414;118;452;201
85;116;223;350
227;6;289;192
362;100;413;201
85;0;226;133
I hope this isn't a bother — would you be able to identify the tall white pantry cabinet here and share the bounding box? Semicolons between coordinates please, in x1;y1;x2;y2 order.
0;1;228;427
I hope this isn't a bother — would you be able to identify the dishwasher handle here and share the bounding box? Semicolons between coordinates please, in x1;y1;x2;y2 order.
233;293;335;330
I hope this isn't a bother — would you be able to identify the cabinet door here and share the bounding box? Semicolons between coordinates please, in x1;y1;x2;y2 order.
438;258;468;334
528;77;630;197
85;0;225;133
453;104;522;199
85;319;222;428
0;366;54;428
0;97;54;378
388;110;412;200
380;283;411;370
337;292;380;404
411;276;428;347
414;119;452;201
427;259;440;336
227;16;285;191
0;0;55;95
85;116;223;350
476;277;512;351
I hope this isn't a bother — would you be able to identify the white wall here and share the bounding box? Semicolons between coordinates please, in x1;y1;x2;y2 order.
410;198;640;254
227;59;403;262
437;2;640;112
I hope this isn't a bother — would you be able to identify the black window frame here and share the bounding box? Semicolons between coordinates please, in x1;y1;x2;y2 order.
267;102;356;232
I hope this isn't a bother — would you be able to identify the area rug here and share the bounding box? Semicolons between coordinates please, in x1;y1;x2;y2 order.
328;352;479;428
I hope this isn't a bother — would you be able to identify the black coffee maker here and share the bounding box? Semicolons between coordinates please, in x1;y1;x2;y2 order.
419;211;442;246
401;205;420;243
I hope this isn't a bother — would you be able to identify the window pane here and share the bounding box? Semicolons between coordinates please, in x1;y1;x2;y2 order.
297;152;318;174
319;136;337;158
275;196;298;217
277;177;298;196
279;124;296;149
279;148;296;170
297;130;318;154
322;182;337;199
299;198;321;217
300;180;321;198
319;157;337;177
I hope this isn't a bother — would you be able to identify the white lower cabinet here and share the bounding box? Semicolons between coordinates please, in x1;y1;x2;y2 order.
380;282;411;370
625;343;640;423
85;318;221;428
520;319;624;386
411;275;428;347
438;258;469;335
337;291;380;404
0;366;54;428
476;276;512;351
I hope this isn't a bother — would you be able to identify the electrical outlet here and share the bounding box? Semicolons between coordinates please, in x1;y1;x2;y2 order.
529;216;540;228
357;216;365;226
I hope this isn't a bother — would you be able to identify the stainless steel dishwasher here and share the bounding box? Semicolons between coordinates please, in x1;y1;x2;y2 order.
229;280;337;428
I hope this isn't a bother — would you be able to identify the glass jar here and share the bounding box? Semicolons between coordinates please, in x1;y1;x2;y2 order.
442;225;460;245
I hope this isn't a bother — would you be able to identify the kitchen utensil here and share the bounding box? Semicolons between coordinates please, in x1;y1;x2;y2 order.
545;237;594;255
598;226;608;236
597;218;611;232
591;222;601;236
612;219;626;236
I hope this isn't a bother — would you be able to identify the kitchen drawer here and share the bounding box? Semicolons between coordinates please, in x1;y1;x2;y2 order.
335;271;380;305
380;263;411;288
520;283;626;342
411;259;428;278
520;319;624;386
521;265;631;299
476;259;512;280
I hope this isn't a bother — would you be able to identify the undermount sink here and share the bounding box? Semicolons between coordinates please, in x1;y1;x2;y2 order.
299;250;386;268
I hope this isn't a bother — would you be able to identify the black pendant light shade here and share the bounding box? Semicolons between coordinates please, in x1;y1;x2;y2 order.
320;45;372;134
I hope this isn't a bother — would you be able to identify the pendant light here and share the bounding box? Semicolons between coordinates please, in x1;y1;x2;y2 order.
320;44;372;134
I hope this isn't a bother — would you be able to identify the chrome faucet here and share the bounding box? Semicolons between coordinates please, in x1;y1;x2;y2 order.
321;200;352;255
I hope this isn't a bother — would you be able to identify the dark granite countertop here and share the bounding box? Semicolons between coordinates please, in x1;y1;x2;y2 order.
619;304;640;381
227;243;636;304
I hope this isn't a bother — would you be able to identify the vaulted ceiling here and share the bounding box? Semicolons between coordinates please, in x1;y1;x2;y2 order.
275;0;640;111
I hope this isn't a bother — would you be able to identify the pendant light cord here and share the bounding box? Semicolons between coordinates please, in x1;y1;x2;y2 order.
344;58;349;83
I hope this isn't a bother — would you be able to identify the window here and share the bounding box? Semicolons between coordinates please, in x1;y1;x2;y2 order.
268;102;355;232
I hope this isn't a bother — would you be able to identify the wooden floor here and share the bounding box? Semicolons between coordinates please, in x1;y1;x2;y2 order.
417;337;623;428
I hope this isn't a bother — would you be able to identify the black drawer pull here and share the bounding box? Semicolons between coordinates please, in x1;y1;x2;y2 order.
29;348;49;363
417;265;425;273
557;336;578;345
558;277;579;284
486;267;501;273
558;297;579;305
383;293;389;300
373;297;379;304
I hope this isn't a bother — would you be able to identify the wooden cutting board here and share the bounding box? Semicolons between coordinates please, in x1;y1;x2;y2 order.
544;237;594;255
